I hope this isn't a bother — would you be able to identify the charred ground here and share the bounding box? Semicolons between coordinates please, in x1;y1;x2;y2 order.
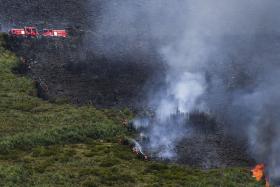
0;0;267;185
0;33;262;186
6;36;165;109
5;33;255;168
0;0;99;29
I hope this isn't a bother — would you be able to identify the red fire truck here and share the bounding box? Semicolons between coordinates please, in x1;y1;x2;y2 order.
9;27;39;37
42;29;68;38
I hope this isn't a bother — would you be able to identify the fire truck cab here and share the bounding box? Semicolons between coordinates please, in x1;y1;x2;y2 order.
42;29;67;38
9;27;39;37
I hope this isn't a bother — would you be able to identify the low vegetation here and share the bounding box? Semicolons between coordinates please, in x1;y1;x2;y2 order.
0;33;262;186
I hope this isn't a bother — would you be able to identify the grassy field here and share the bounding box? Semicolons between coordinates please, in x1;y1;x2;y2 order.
0;33;263;186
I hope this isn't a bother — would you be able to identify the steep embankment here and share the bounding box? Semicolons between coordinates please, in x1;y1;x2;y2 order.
0;33;261;186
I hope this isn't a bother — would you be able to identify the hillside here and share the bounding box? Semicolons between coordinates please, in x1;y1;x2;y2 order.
0;0;97;29
6;36;164;109
0;33;263;186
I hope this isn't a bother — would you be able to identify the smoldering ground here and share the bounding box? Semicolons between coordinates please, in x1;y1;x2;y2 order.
2;0;280;183
92;0;280;183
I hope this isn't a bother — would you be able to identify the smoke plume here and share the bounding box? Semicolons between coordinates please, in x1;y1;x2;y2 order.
93;0;280;184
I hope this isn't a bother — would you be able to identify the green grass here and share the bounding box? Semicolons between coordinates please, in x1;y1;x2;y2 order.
0;33;263;186
0;34;131;150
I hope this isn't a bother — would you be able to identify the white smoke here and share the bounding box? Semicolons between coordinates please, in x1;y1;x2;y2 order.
92;0;280;184
145;71;206;159
156;72;206;118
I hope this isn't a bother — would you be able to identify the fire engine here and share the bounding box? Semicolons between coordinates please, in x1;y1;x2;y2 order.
42;29;68;38
9;27;39;37
8;27;68;38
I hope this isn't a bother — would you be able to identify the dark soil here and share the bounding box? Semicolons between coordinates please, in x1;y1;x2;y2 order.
6;36;165;109
177;113;253;168
176;134;253;169
136;112;254;169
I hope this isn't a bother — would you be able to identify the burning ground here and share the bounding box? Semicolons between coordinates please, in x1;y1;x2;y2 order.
100;1;280;185
5;34;256;170
0;33;263;186
1;0;280;186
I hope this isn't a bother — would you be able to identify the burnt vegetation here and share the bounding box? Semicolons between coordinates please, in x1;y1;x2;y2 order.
0;33;261;186
0;0;269;186
6;35;165;108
